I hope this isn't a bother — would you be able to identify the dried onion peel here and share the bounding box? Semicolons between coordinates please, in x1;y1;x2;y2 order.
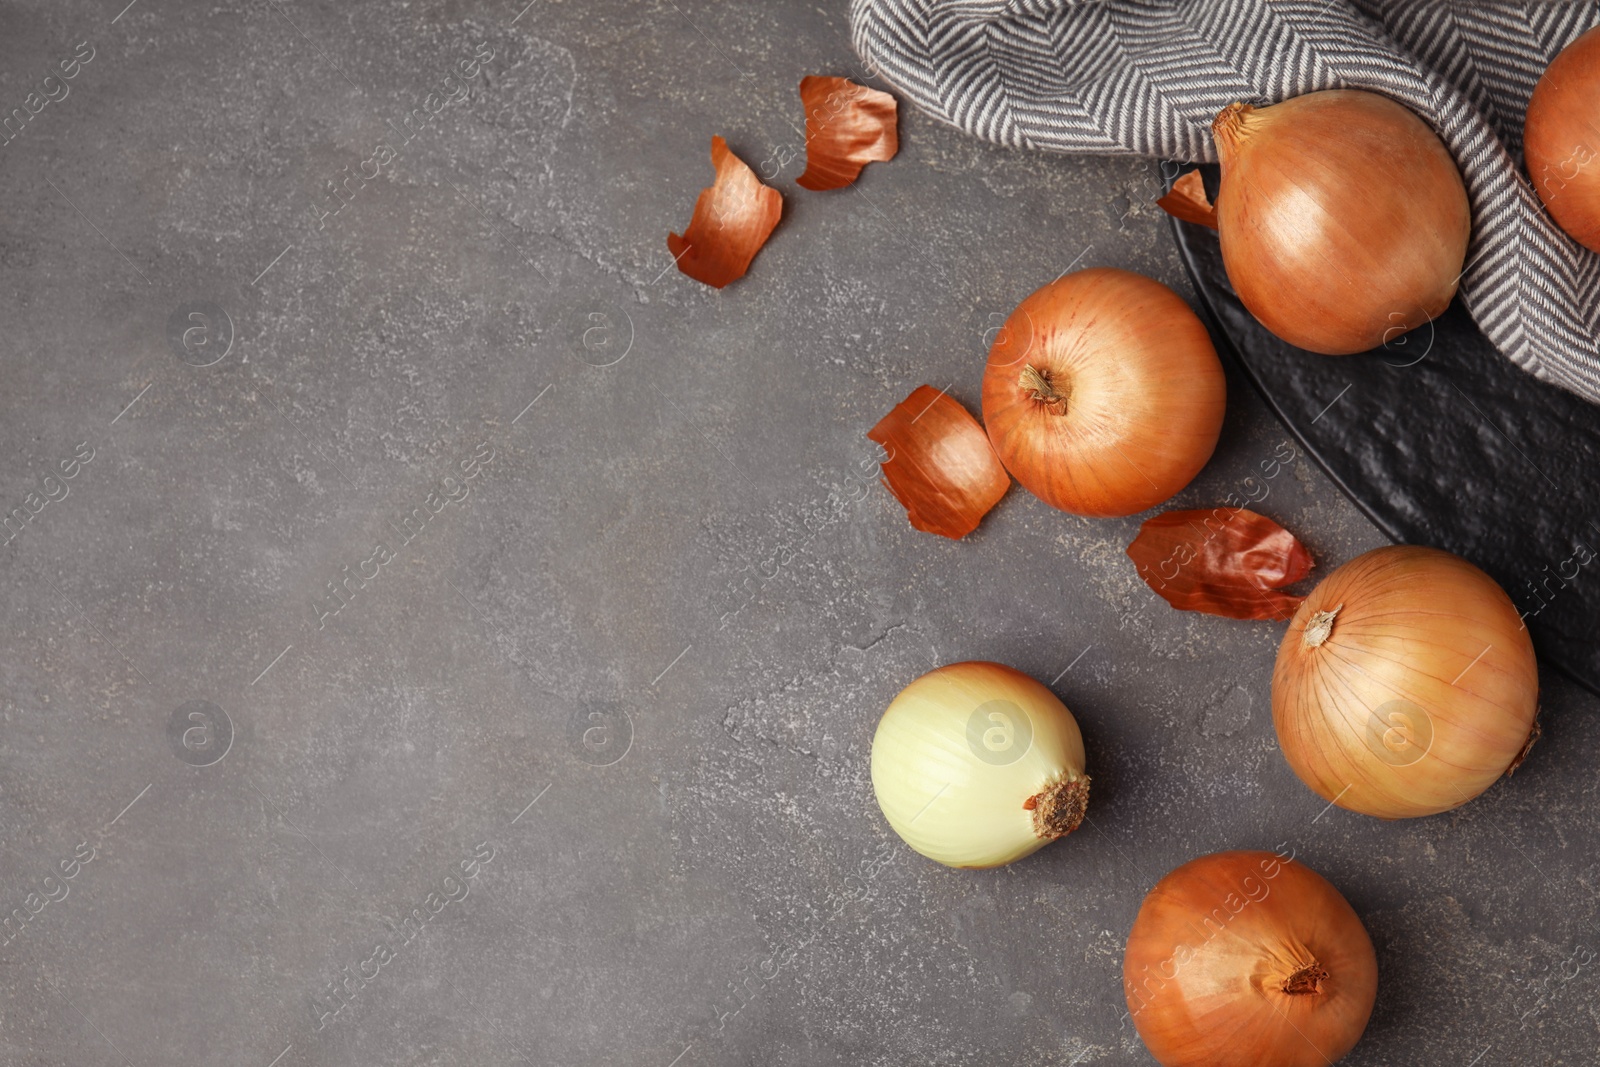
867;386;1009;539
1127;507;1312;621
796;76;899;191
668;136;783;288
1155;170;1218;230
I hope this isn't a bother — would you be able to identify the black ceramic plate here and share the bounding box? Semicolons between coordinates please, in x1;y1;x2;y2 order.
1167;164;1600;695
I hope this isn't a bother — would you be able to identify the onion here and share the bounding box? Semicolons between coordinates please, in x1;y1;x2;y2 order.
1272;546;1539;819
870;661;1088;868
1212;91;1471;355
980;268;1226;517
1525;26;1600;252
1124;849;1377;1067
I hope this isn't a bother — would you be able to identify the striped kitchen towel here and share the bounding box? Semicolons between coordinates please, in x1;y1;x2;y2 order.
851;0;1600;404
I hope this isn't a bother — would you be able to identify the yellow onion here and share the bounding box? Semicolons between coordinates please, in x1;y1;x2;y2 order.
1213;91;1471;355
980;268;1226;517
1272;545;1539;819
870;661;1088;868
1525;26;1600;251
1124;849;1377;1067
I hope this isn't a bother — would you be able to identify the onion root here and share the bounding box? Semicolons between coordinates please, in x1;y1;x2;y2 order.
1282;962;1330;996
1028;774;1090;840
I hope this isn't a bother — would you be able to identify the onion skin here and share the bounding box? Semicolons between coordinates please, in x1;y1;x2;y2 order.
1526;27;1600;252
795;76;899;192
1127;506;1312;621
980;268;1226;518
867;385;1009;539
667;136;783;289
1213;91;1471;355
870;661;1088;869
1272;546;1539;820
1124;850;1377;1067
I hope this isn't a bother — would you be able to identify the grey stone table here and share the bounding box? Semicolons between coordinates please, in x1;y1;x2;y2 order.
2;1;1597;1064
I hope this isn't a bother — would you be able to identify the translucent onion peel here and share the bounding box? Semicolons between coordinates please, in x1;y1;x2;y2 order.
1272;545;1540;819
867;386;1009;539
667;136;783;288
871;661;1089;869
1127;507;1312;621
1525;26;1600;251
1124;850;1377;1067
1212;91;1470;355
1156;170;1218;230
796;76;899;191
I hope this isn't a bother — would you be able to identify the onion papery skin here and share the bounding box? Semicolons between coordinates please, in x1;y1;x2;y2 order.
1123;850;1377;1067
1526;26;1600;252
1272;546;1538;819
980;268;1226;518
870;661;1089;869
1213;91;1471;355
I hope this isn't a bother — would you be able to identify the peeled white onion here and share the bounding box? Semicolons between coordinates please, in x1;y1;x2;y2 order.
870;661;1090;868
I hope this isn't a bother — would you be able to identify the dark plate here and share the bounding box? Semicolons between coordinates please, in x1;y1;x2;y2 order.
1167;164;1600;696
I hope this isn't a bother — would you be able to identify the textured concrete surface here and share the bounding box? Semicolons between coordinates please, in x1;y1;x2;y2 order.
1;2;1597;1065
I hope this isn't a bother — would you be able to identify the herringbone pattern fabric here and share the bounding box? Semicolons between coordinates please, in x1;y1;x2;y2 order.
852;0;1600;403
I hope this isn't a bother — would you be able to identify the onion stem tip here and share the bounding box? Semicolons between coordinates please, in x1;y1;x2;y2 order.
1018;363;1072;414
1212;101;1253;143
1302;604;1343;649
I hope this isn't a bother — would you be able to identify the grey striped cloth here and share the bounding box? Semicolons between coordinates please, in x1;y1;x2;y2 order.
851;0;1600;404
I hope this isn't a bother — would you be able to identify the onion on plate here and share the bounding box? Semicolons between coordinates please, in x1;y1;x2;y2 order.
1211;91;1471;355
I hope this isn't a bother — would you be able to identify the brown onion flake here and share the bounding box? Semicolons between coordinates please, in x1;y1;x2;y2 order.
796;76;899;191
668;136;783;288
867;386;1009;539
1128;507;1312;620
1156;170;1218;230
